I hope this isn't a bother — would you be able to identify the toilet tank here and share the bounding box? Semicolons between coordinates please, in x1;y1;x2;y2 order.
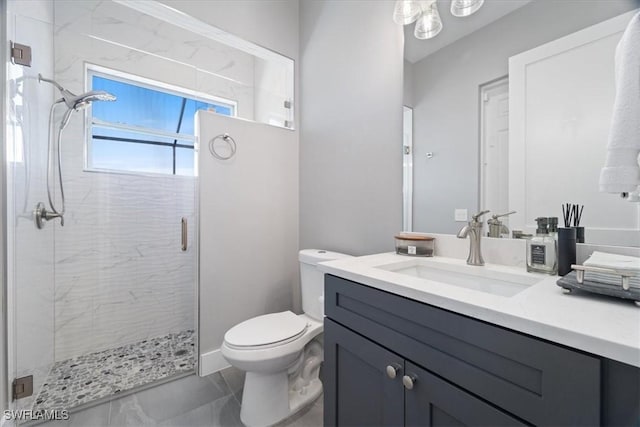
299;249;352;321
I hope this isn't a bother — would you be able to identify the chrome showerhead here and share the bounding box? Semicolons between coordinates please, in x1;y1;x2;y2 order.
67;90;117;110
58;89;117;130
38;74;116;110
39;74;116;129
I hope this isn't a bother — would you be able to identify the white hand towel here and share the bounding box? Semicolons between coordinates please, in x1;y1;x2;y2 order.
583;251;640;273
599;11;640;194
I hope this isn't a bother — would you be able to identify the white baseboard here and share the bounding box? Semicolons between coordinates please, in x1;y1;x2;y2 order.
199;348;230;377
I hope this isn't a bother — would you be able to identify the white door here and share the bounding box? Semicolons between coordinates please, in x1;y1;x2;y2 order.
480;78;509;219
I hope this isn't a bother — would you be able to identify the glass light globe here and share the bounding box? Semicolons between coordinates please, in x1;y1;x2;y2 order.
450;0;485;17
414;2;442;40
393;0;422;25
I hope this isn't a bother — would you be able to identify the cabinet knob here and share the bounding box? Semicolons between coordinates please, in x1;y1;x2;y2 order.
386;363;402;379
402;373;418;390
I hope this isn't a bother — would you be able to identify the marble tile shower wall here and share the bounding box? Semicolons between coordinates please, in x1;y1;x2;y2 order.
50;0;260;361
6;0;56;410
53;0;256;119
52;173;197;361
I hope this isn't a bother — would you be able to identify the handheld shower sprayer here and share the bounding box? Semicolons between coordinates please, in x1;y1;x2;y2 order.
38;74;116;110
34;74;116;229
38;74;116;130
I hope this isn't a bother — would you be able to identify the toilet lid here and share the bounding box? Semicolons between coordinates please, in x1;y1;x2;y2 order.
224;311;308;347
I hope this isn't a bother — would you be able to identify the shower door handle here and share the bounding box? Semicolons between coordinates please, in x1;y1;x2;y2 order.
181;217;188;251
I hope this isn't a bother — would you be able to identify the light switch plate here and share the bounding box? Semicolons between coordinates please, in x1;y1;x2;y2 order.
455;209;468;222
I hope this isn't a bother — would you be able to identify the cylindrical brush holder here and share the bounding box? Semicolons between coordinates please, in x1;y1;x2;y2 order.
558;227;577;276
573;226;585;244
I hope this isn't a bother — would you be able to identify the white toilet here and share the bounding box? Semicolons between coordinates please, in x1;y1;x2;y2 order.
221;249;351;427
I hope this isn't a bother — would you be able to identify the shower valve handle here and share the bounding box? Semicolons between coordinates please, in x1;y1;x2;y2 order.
34;202;64;229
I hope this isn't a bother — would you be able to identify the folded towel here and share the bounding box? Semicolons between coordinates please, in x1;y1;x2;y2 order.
584;271;640;289
599;11;640;194
583;251;640;273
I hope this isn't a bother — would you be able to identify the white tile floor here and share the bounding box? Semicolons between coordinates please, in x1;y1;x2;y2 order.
37;367;323;427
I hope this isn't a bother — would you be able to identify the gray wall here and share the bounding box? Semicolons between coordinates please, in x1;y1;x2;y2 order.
404;59;414;108
299;0;404;256
409;0;637;234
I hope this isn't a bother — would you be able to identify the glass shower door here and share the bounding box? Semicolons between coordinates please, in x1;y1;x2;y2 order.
5;0;57;417
38;171;197;411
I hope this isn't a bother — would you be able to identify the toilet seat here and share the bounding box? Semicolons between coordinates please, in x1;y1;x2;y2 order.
224;311;308;349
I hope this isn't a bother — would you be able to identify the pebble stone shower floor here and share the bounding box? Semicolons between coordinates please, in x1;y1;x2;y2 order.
32;330;195;411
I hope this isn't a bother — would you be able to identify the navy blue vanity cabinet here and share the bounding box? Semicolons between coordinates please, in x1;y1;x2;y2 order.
324;319;404;426
323;274;639;426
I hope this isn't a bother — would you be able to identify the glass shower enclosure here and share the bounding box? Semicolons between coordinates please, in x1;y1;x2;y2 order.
3;0;294;419
5;0;198;416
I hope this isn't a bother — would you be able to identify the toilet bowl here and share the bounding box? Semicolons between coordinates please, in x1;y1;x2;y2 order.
221;249;351;427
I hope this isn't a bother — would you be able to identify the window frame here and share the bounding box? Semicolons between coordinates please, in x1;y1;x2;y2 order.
84;63;237;177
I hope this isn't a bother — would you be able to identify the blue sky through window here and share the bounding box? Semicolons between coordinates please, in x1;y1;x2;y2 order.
90;74;234;175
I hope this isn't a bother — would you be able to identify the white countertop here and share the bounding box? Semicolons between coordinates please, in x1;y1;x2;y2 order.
319;252;640;368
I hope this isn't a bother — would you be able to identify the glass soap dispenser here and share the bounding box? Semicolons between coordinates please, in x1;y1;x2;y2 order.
526;217;558;275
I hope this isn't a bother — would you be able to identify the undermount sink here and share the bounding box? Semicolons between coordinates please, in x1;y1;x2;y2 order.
375;258;543;297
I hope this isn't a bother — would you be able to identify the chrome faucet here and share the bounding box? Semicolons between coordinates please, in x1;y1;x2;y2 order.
487;211;516;238
457;210;490;266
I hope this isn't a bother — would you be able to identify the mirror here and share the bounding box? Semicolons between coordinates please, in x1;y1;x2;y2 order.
403;0;639;247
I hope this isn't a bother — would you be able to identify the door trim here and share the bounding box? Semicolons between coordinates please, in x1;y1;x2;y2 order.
479;76;509;216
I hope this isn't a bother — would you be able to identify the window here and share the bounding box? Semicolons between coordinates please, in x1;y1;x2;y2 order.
87;68;236;176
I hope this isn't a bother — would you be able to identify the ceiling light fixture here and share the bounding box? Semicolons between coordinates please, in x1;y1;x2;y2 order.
450;0;485;17
393;0;485;40
393;0;422;25
414;1;443;40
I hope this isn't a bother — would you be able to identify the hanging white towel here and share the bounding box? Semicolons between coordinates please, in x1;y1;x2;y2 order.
599;11;640;194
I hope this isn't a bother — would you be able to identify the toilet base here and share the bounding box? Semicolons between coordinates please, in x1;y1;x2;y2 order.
289;377;322;416
239;372;322;427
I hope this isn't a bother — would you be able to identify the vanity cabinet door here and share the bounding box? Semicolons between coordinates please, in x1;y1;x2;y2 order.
404;362;527;427
324;319;404;427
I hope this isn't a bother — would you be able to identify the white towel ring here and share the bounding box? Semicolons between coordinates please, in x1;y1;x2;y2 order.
209;133;237;160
